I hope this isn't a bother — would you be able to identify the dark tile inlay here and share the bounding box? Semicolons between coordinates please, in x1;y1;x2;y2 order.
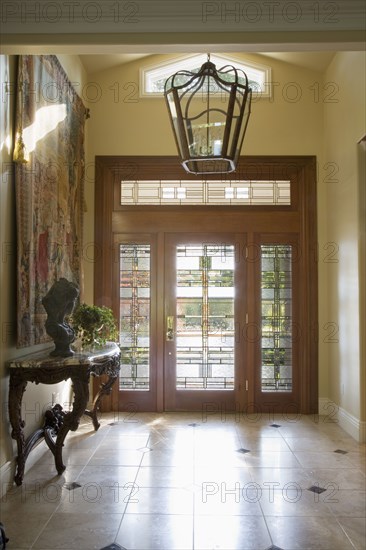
100;545;126;550
64;482;82;491
270;424;281;428
308;485;327;494
237;448;251;454
265;546;284;550
334;449;348;454
188;423;200;427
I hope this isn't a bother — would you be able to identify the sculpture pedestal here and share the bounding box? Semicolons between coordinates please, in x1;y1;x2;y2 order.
8;342;121;485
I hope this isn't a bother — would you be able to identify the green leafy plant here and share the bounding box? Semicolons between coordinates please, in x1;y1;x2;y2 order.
70;303;118;348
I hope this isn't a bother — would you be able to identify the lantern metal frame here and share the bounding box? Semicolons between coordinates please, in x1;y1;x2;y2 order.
164;55;252;175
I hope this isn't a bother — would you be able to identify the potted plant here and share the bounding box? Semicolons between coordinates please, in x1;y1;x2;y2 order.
70;303;119;349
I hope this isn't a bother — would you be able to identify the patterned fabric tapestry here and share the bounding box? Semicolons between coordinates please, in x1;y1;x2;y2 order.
14;55;88;347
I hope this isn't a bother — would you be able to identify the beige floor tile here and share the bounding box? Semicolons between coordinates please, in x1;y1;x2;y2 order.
305;467;366;490
33;512;122;549
194;465;253;486
235;425;285;438
141;447;195;467
337;516;366;549
21;464;82;485
347;451;366;469
88;448;145;466
243;451;302;468
56;482;130;514
136;465;194;488
0;511;49;548
249;466;313;489
75;464;139;487
1;480;65;511
325;489;366;517
192;448;250;468
147;430;195;452
259;487;335;517
194;484;263;516
284;437;355;452
96;434;150;451
279;420;348;436
237;436;292;452
124;486;194;515
294;451;357;469
266;515;356;549
64;425;110;447
194;514;271;549
115;513;193;549
41;447;96;467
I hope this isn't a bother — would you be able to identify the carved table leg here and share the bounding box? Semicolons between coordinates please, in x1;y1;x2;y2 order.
84;373;119;431
8;376;28;486
53;375;90;474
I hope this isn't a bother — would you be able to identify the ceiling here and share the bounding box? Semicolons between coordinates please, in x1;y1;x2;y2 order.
79;51;336;75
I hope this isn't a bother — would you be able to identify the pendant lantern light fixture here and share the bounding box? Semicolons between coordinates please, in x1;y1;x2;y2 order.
164;54;252;175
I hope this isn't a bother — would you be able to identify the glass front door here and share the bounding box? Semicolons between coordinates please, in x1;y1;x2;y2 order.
164;234;245;411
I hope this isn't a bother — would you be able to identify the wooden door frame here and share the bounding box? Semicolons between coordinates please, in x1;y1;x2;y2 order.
94;155;318;414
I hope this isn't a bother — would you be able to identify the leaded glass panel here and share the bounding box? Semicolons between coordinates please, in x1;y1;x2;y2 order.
261;245;292;392
121;180;290;205
176;244;235;390
119;244;150;390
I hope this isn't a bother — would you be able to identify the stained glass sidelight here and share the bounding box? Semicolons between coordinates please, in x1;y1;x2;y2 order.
119;244;150;390
176;244;235;390
261;245;292;392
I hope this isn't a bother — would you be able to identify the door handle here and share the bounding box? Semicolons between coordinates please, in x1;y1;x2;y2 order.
166;316;174;341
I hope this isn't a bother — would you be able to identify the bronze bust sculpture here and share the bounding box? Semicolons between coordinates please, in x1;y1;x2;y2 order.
42;278;79;357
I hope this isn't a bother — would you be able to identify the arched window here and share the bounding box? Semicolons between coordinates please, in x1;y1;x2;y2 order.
140;53;272;98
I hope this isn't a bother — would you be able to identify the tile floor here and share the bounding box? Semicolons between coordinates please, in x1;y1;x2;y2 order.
1;412;365;549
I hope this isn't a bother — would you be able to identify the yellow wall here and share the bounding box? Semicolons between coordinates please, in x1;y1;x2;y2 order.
0;54;88;473
324;51;366;423
86;52;326;157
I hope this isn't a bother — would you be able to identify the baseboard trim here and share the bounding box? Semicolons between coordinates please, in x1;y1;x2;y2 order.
0;440;49;498
318;397;366;443
360;420;366;443
0;461;12;499
337;406;366;443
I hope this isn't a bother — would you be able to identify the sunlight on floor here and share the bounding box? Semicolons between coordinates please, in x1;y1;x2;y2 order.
1;412;365;549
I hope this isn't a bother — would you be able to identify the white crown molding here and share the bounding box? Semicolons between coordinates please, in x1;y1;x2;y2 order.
1;1;365;36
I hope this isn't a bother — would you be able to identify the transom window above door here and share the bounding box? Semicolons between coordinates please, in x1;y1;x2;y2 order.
120;180;291;205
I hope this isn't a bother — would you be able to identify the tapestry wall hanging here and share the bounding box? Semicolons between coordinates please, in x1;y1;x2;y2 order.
14;55;88;347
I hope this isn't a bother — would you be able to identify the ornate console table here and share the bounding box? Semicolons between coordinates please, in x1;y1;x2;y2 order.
8;342;121;485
